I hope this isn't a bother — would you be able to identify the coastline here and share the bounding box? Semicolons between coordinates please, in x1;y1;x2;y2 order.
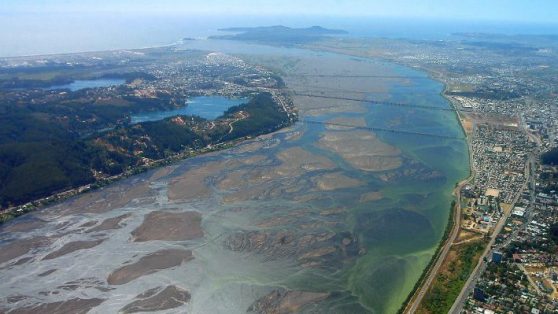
1;38;475;312
297;40;475;313
0;117;297;225
400;77;475;313
0;137;243;224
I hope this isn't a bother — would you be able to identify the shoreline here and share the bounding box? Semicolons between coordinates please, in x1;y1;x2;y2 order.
0;116;298;226
1;38;475;312
0;137;244;224
295;41;474;313
400;76;475;313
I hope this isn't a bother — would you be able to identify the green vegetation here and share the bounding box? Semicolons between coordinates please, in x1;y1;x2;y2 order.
419;240;486;314
222;93;290;140
398;201;456;313
0;90;290;209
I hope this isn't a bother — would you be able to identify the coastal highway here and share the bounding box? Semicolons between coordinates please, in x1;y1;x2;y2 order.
404;110;475;314
403;177;468;313
404;175;473;313
404;134;475;313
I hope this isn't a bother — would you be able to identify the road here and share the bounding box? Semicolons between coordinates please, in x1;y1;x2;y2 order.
449;113;540;313
449;154;535;313
404;178;468;313
404;127;475;313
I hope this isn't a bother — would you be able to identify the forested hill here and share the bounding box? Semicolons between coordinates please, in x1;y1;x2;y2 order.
0;92;291;212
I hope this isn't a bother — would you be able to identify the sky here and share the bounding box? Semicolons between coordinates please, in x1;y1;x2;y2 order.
2;0;558;23
1;0;558;57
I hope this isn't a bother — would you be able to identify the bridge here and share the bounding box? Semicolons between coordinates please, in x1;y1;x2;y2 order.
303;120;465;140
293;92;456;112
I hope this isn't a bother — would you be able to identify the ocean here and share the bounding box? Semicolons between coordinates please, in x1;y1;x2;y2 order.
1;13;557;57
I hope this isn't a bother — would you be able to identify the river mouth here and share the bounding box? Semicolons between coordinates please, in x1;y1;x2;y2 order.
0;42;469;314
130;95;248;123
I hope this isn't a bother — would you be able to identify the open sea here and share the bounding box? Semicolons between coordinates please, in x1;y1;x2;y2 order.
1;13;558;57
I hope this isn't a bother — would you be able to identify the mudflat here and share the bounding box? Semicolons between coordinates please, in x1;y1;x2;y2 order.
6;298;105;314
120;285;191;313
131;211;203;242
318;129;402;172
42;239;105;260
107;249;193;285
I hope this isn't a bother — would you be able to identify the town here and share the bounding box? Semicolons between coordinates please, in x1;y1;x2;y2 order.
306;33;558;313
0;47;297;222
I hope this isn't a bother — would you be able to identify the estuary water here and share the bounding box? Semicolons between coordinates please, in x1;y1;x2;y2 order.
47;78;126;91
0;42;469;313
130;96;248;123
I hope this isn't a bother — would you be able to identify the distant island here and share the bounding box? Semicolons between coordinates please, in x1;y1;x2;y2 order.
210;25;348;44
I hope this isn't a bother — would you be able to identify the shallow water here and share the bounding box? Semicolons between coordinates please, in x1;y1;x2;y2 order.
47;78;126;91
0;43;469;313
130;96;248;123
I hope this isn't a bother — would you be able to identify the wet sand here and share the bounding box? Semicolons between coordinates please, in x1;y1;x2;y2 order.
120;285;191;313
318;129;402;172
360;191;384;202
0;237;50;265
55;181;152;215
107;249;193;285
131;211;203;242
0;43;469;314
248;289;329;314
314;172;363;191
85;213;131;233
167;160;239;201
0;219;46;233
6;298;104;314
42;239;105;260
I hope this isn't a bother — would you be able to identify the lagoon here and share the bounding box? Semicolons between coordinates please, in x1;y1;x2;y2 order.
0;42;469;314
48;78;126;91
130;96;247;123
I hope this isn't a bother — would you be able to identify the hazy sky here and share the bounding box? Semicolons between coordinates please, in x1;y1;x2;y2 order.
2;0;558;23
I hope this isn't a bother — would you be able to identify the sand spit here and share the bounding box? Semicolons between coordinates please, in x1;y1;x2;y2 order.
7;298;104;314
318;130;402;172
131;211;203;242
42;239;105;260
107;249;193;285
120;285;191;313
248;289;329;314
86;213;131;233
314;172;363;191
